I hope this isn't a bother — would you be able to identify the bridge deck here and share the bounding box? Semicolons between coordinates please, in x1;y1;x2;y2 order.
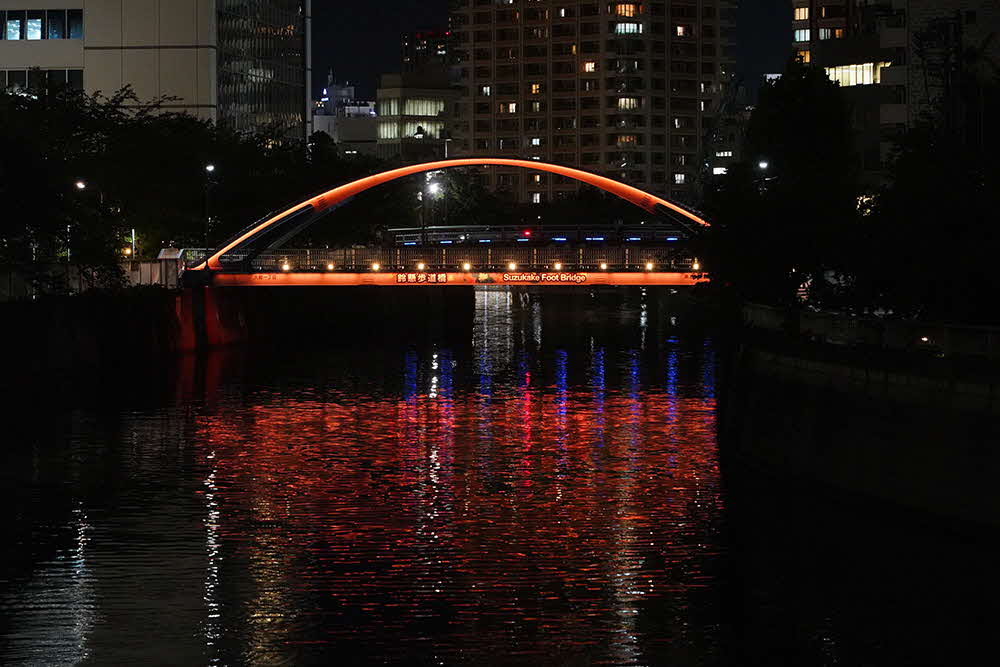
209;271;705;287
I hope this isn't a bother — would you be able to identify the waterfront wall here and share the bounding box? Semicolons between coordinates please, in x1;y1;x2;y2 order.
724;304;1000;526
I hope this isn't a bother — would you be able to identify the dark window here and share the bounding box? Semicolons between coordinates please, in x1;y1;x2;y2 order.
67;69;83;91
28;68;45;90
47;10;66;39
68;10;83;39
46;68;66;92
8;70;27;89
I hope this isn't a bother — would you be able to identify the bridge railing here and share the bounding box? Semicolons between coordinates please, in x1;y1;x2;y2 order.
225;246;696;273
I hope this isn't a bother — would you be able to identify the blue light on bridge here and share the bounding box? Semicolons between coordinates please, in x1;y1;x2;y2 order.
403;242;417;246
479;239;491;243
627;237;642;241
439;240;453;244
517;238;529;242
666;237;679;241
552;237;567;242
585;237;605;241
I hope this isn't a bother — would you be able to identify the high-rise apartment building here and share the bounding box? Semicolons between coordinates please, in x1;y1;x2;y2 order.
791;0;855;64
402;29;451;73
793;0;999;185
447;0;737;204
0;1;311;141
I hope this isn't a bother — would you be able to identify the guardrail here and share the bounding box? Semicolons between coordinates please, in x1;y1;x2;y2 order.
744;302;1000;361
213;245;697;273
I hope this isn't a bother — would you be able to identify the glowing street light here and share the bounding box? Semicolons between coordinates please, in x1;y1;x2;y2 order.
600;263;608;270
692;259;701;271
205;164;216;173
327;263;335;271
417;262;426;271
281;262;291;271
645;262;654;271
553;262;562;271
428;182;440;195
75;180;86;190
508;262;517;271
462;262;471;271
371;262;380;271
758;160;769;170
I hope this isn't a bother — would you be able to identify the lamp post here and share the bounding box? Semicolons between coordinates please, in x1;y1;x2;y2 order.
204;164;216;248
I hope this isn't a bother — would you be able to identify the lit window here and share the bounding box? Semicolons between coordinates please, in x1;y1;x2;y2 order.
529;101;541;112
532;174;542;183
617;134;637;145
531;83;541;94
480;85;492;96
673;173;687;185
26;12;43;40
530;137;541;146
559;8;567;17
583;61;597;72
615;4;638;17
797;50;811;63
825;62;892;87
6;12;23;40
794;7;809;20
404;98;446;117
675;25;686;37
615;22;642;34
499;102;517;113
617;96;640;111
713;167;728;175
532;192;542;204
794;29;810;42
715;150;733;158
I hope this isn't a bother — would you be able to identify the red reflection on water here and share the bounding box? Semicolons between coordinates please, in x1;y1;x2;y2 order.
193;371;721;662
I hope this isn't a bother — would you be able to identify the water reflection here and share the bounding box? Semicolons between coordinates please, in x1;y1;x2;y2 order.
2;287;723;665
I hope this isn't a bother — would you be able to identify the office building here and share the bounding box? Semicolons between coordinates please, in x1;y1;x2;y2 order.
376;69;458;163
447;0;738;204
0;1;311;141
313;73;377;156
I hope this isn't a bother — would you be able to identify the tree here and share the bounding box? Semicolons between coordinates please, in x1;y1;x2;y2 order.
703;59;860;306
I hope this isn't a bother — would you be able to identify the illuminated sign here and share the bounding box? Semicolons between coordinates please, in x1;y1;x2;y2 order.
396;273;448;284
487;272;588;284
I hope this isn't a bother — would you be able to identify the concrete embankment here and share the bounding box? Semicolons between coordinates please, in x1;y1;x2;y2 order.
721;305;1000;526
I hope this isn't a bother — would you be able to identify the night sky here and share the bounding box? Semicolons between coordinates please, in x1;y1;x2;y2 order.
311;0;791;99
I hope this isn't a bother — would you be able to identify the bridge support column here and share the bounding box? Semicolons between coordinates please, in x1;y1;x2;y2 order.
177;287;250;351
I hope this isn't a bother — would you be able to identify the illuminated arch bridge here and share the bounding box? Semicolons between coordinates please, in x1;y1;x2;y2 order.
189;158;710;288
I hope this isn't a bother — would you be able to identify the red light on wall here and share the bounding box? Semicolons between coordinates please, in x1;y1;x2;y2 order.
523;230;531;236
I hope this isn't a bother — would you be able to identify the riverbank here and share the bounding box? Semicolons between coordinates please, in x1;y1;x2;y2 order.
722;303;1000;526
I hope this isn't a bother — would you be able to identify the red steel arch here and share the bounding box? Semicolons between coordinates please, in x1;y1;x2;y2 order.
200;158;710;270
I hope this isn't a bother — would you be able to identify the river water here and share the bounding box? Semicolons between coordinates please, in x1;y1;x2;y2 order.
2;288;996;665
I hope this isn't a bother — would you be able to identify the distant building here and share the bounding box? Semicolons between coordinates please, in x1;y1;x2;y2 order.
376;69;458;163
793;0;999;185
0;1;312;141
313;71;378;155
448;0;738;205
402;29;450;73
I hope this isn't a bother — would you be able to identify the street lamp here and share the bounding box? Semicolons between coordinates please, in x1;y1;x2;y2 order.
204;164;217;248
428;182;441;196
757;160;769;170
75;180;86;190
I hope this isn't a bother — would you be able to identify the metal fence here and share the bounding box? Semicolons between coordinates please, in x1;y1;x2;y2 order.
0;260;183;301
226;245;696;273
